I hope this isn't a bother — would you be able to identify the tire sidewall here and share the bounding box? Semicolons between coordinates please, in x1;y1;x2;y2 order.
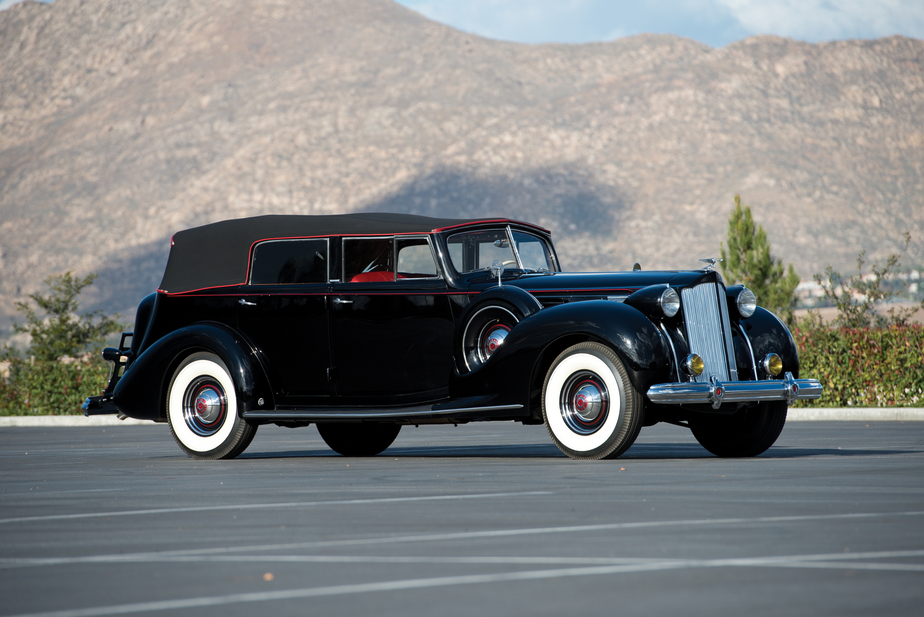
542;343;631;458
691;401;788;457
167;353;240;456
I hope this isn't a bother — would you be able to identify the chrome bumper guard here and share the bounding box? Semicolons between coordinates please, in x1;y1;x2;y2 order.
647;372;823;409
82;338;132;417
83;394;118;416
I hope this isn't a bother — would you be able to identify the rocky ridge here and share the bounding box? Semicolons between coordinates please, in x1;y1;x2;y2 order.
1;0;922;333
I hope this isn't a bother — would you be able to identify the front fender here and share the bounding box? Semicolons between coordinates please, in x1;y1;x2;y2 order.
460;285;544;319
112;322;273;421
451;300;671;410
740;307;801;379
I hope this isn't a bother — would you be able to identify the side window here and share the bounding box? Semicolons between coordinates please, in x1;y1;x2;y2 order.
343;237;394;283
396;238;439;278
250;239;328;285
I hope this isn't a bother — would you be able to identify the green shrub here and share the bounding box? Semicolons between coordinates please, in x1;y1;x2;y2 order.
1;272;122;416
794;323;924;407
790;231;924;407
0;357;112;416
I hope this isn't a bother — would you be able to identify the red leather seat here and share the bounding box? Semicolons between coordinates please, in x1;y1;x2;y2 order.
350;271;394;283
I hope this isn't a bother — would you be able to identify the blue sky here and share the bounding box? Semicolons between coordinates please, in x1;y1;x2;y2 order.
394;0;924;48
2;1;922;49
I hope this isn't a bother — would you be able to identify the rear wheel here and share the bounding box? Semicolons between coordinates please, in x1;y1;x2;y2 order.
166;352;257;460
317;422;401;456
690;401;787;457
541;342;644;460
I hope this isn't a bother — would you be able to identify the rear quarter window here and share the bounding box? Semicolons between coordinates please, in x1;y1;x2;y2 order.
250;239;328;285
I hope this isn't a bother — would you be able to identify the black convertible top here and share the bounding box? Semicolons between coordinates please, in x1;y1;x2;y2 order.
158;213;544;293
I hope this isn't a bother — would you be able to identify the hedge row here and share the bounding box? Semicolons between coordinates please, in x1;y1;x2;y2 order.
793;324;924;407
3;325;920;414
0;357;110;416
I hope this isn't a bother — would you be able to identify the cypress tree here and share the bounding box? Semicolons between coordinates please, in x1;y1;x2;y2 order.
720;195;800;324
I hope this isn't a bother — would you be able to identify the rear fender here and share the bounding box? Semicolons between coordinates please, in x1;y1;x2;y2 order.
113;322;274;421
127;292;157;363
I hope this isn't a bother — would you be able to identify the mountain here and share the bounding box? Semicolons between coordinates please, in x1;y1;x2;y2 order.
1;0;922;335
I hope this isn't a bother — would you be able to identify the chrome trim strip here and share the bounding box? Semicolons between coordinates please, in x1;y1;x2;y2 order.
659;322;682;382
717;284;739;381
646;372;823;407
736;323;759;381
506;225;523;270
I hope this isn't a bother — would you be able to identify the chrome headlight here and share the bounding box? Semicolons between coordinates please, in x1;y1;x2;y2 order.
660;287;680;318
736;287;757;318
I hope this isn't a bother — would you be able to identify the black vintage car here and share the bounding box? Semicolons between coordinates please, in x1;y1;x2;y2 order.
84;213;821;460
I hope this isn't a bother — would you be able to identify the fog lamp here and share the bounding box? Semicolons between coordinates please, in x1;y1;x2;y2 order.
761;353;783;376
682;354;705;376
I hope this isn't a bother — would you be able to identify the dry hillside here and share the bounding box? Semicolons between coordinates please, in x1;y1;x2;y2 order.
1;0;922;333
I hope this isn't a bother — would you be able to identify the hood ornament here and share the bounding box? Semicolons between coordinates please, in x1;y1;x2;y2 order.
490;260;505;287
699;257;722;272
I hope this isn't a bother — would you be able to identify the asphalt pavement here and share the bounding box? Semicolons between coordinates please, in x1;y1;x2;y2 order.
2;420;923;617
3;406;923;426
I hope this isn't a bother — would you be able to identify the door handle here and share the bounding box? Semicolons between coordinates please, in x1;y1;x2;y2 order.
238;298;257;307
332;298;353;305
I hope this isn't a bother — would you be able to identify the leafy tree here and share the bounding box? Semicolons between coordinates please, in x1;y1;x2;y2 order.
812;231;923;329
9;272;121;361
1;273;122;415
720;195;800;324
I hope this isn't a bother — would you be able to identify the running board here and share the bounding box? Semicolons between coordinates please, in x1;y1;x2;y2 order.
243;403;524;422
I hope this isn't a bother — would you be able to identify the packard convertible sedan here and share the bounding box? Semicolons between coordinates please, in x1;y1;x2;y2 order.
84;213;821;460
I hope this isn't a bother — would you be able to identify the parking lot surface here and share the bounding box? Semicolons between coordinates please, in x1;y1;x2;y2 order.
2;420;923;616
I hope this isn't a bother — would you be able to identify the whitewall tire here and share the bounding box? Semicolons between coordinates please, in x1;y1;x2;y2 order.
542;342;644;460
166;352;257;460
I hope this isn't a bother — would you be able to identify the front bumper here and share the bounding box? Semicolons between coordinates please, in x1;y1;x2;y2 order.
647;371;823;409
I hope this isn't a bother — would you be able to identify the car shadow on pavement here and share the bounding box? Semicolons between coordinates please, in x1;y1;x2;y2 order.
238;443;917;460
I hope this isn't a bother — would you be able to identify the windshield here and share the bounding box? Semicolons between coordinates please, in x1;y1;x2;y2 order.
511;230;554;272
447;228;555;274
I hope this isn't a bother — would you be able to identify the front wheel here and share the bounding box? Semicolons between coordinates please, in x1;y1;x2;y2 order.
166;352;257;460
541;342;644;460
317;422;401;456
690;401;787;457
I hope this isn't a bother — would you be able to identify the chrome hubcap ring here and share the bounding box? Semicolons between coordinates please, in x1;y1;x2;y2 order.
183;378;227;437
477;323;511;364
560;371;609;435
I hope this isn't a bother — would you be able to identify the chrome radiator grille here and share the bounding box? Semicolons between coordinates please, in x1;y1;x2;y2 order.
681;283;739;383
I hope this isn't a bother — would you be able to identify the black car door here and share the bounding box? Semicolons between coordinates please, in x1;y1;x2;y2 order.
236;238;334;401
329;236;455;404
